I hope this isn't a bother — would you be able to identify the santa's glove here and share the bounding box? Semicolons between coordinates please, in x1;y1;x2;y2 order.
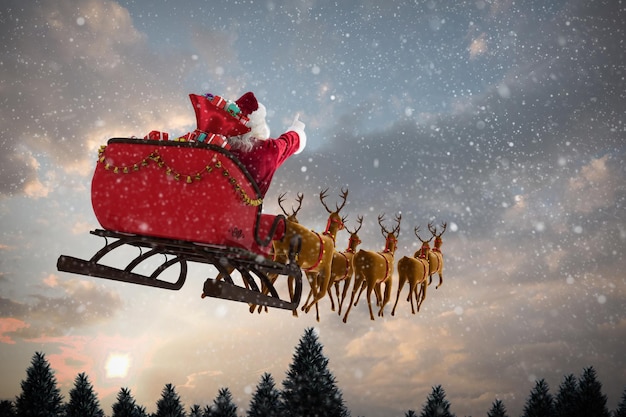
288;113;307;154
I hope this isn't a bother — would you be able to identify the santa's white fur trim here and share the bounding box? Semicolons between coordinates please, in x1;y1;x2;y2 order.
290;126;306;154
247;103;270;140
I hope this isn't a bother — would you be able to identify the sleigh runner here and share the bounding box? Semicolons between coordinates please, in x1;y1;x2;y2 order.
57;138;303;311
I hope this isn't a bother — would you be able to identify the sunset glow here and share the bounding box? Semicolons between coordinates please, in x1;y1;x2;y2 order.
104;353;130;379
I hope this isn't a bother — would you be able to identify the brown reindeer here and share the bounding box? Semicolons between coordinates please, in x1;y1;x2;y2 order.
249;192;305;315
427;222;447;289
392;226;432;316
273;188;348;321
342;213;401;322
327;214;363;315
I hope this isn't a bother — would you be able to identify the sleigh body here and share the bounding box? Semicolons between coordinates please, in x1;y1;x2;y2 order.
57;138;302;311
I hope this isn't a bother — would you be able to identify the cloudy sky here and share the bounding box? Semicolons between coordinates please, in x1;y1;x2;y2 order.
1;0;625;415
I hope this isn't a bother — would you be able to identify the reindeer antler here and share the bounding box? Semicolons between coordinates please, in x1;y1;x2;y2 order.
320;188;332;213
278;192;304;219
378;213;389;238
320;187;349;214
428;221;448;237
438;222;448;236
346;214;363;234
415;225;433;243
293;192;304;217
278;192;289;216
336;187;349;213
393;213;402;236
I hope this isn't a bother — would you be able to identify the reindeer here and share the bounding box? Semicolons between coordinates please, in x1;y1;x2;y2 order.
342;213;401;322
249;192;305;315
427;222;447;289
392;226;432;316
327;214;363;315
273;188;348;321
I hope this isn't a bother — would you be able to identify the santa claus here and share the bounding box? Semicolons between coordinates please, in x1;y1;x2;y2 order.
183;91;306;196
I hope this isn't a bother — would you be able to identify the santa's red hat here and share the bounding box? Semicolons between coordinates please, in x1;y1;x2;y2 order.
189;92;259;137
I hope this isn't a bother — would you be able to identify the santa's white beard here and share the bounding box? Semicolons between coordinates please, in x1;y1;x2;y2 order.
229;103;270;151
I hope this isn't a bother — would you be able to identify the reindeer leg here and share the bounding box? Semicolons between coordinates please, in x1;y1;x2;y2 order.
366;284;376;321
302;272;317;311
288;275;299;317
326;282;336;312
391;275;405;316
338;277;351;315
435;272;443;289
417;281;427;312
379;280;392;317
342;274;364;323
374;283;383;308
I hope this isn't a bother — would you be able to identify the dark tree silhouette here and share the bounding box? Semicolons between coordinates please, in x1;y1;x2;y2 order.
521;379;554;417
418;385;455;417
15;352;64;417
280;327;350;417
247;372;281;417
575;367;609;417
153;383;186;417
0;400;16;417
486;399;508;417
112;387;146;417
554;374;577;417
614;388;626;417
65;372;104;417
204;387;237;417
188;404;203;417
405;410;418;417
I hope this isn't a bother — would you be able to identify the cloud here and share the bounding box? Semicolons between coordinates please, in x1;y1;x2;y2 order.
0;318;30;344
565;155;621;214
0;0;195;197
0;275;123;341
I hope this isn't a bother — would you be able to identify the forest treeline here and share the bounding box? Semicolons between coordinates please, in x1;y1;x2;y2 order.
1;327;625;417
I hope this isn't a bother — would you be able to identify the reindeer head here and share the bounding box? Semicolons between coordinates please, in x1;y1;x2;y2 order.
378;213;401;254
428;221;447;249
414;225;433;258
345;214;363;252
320;187;349;233
278;192;304;223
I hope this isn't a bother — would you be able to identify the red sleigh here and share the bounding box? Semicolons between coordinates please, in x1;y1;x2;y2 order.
57;138;302;310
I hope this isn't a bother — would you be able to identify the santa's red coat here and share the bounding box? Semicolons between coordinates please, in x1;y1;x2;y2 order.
230;130;302;196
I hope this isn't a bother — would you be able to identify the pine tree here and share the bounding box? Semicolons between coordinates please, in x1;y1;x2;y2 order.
153;383;186;417
521;379;554;417
189;404;203;417
15;352;64;417
418;385;455;417
65;372;105;417
280;327;350;417
405;411;418;417
554;374;577;417
112;387;146;417
575;367;609;417
486;399;508;417
247;373;281;417
205;387;237;417
614;387;626;417
0;400;16;417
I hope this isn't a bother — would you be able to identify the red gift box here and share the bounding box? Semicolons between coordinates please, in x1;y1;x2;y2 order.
144;130;169;141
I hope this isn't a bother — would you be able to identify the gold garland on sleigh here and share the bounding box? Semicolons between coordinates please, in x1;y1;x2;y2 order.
97;145;263;207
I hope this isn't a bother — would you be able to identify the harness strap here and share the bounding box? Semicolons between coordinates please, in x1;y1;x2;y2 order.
304;231;325;272
376;251;391;282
